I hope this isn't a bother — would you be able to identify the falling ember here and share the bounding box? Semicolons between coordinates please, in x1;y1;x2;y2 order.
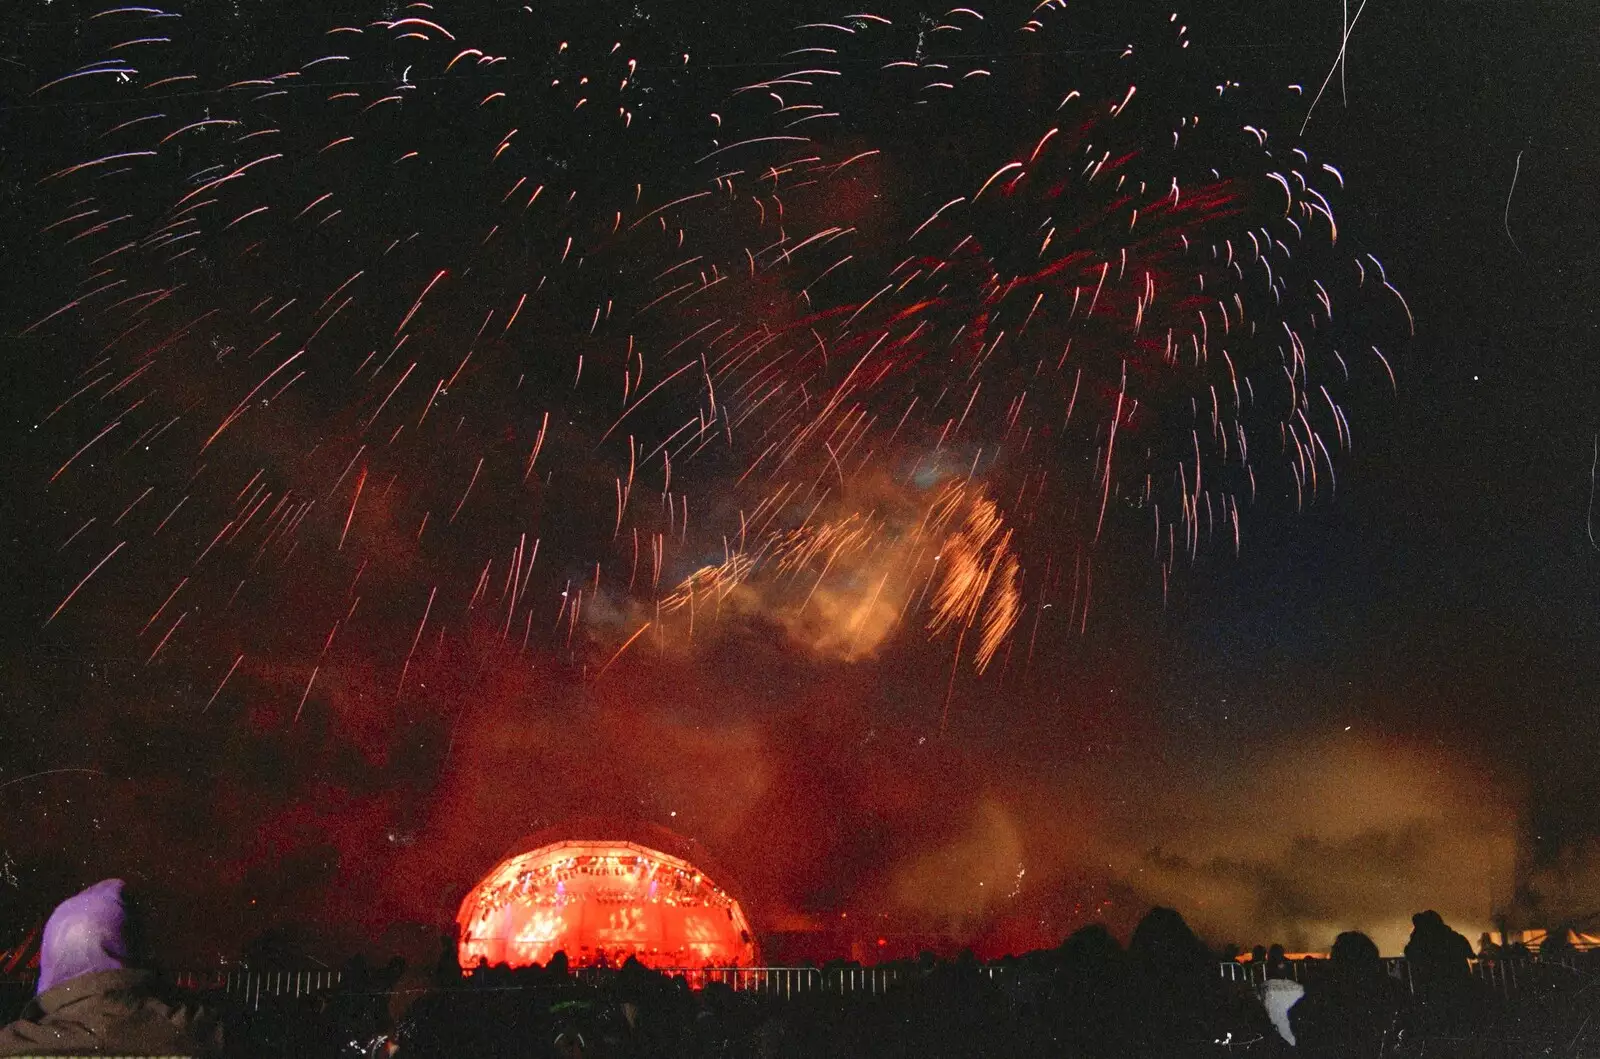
457;840;759;971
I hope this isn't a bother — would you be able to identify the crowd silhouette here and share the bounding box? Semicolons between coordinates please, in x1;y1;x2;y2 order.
2;879;1596;1057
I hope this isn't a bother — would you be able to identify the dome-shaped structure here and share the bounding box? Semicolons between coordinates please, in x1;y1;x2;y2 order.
457;839;758;970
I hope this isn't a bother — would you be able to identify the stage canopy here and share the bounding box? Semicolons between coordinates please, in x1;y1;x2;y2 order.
457;839;758;970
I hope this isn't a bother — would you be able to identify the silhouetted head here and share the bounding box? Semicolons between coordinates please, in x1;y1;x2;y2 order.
617;954;651;998
1059;924;1124;972
1129;907;1210;974
38;879;140;995
1411;910;1446;934
1329;931;1382;978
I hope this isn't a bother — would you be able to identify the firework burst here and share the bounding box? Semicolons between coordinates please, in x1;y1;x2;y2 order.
631;0;1411;674
17;0;1408;726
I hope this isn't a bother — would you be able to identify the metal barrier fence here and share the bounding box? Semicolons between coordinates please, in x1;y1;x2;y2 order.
575;965;925;997
641;964;1007;997
1;968;345;1012
3;964;986;1005
178;968;344;1011
3;957;1588;1007
1215;956;1586;997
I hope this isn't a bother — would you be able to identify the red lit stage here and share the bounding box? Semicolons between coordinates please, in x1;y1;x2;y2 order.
457;840;758;970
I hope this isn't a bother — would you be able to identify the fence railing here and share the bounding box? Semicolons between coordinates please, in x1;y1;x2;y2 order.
1216;955;1587;997
2;963;987;1005
3;955;1589;1008
1;968;344;1012
179;968;344;1010
583;965;990;997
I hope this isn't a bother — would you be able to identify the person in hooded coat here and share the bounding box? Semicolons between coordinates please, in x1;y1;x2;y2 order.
0;879;225;1057
1255;945;1304;1047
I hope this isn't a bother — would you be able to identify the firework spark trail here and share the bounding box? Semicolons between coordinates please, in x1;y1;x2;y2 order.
1299;0;1371;136
19;0;1406;727
1504;149;1525;256
23;1;726;710
45;541;127;626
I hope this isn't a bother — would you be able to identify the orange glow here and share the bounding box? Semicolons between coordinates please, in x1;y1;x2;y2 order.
457;840;759;970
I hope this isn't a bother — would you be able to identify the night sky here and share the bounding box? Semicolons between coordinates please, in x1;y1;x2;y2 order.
1;0;1598;964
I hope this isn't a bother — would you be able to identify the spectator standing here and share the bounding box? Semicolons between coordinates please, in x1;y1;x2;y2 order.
1404;909;1488;1040
1290;930;1411;1059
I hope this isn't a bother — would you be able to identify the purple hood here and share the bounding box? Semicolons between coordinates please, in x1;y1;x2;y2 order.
37;878;131;995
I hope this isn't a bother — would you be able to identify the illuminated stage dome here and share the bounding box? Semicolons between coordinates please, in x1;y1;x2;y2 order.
457;840;758;970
